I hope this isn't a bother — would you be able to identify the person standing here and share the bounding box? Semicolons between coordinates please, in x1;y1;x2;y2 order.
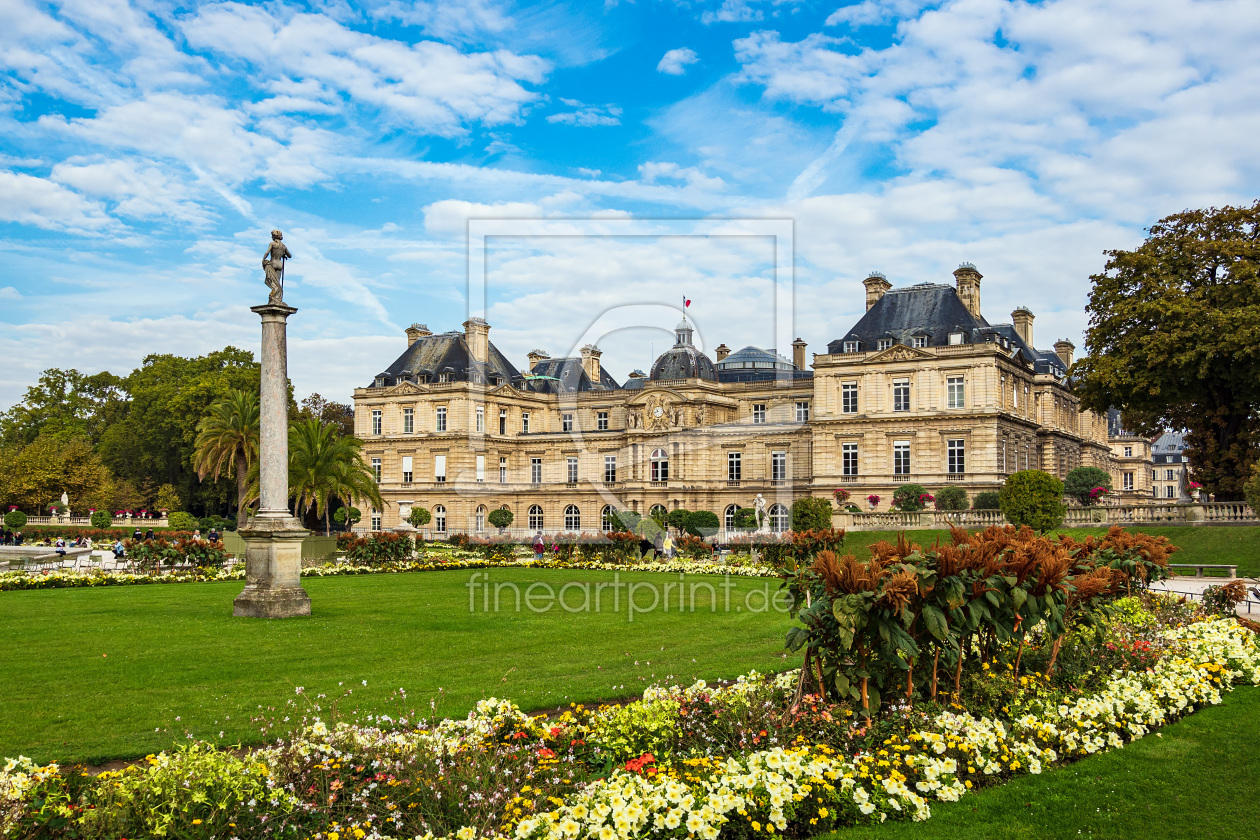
533;532;545;562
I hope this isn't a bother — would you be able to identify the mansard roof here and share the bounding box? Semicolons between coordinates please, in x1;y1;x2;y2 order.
714;345;812;383
523;357;621;393
374;331;521;387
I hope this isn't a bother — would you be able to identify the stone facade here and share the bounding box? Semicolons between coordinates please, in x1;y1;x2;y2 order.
1106;409;1156;504
352;268;1122;534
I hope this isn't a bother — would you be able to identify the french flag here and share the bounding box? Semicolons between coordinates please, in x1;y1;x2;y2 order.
683;296;690;308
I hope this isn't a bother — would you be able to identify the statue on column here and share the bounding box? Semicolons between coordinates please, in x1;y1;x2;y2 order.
262;230;292;304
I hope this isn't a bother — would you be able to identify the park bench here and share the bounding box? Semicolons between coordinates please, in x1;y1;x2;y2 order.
1168;563;1238;579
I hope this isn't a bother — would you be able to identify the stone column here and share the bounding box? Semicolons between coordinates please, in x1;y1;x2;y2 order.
234;302;311;618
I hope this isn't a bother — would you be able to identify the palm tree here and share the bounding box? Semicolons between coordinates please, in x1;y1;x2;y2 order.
193;390;259;518
287;418;384;535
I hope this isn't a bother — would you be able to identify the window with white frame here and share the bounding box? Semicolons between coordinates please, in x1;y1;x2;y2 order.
564;504;580;531
499;409;507;435
604;455;616;484
521;412;530;433
371;457;382;482
650;448;669;481
842;383;858;414
528;504;544;531
475;406;484;433
475;506;486;531
948;332;964;345
877;338;893;351
893;378;910;412
370;508;381;531
434;505;446;533
567;456;578;483
562;413;574;432
1124;446;1133;457
842;443;858;476
1013;381;1019;409
530;457;541;484
728;451;742;481
597;411;608;431
1123;472;1134;490
947;376;965;409
912;335;927;348
371;409;382;435
769;503;789;532
434;454;446;483
947;439;965;474
842;340;860;353
725;504;738;532
403;408;414;434
435;406;447;432
771;451;787;482
1165;485;1175;498
1000;438;1008;473
893;441;910;475
601;505;617;532
1166;469;1175;481
752;404;766;424
499;456;507;484
795;401;809;422
476;454;485;482
401;455;413;483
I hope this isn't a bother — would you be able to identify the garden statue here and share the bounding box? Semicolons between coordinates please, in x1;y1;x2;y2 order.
262;229;292;304
754;493;768;532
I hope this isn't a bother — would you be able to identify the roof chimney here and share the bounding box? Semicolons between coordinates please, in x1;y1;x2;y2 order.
1011;307;1034;347
863;272;892;311
1053;339;1075;369
405;323;431;346
526;349;550;372
714;343;730;362
580;344;602;384
463;317;489;364
954;263;982;319
791;338;807;370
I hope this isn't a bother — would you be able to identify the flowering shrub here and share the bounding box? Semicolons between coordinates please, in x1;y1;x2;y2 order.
832;488;851;503
866;495;880;506
1089;486;1110;503
344;533;415;565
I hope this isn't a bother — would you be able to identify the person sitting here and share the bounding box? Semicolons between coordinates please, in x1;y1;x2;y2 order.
54;537;67;556
112;540;126;559
192;529;202;542
13;531;23;546
207;527;220;543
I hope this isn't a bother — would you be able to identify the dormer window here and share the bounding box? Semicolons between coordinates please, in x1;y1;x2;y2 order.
948;332;964;345
842;340;860;353
877;338;893;351
912;336;927;348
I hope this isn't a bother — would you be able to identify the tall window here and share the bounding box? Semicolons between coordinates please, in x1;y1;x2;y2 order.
947;376;965;409
403;408;414;434
528;504;544;531
728;451;742;481
371;457;381;482
530;457;542;484
434;505;446;533
1012;381;1019;409
892;379;910;412
947;439;965;474
371;409;382;435
893;441;910;476
795;401;809;422
604;455;617;484
562;413;574;432
1000;438;1008;473
435;407;447;432
771;451;787;482
725;504;738;532
1165;485;1175;499
476;454;485;482
521;412;530;433
650;448;669;482
567;456;578;483
434;454;446;483
499;409;507;435
401;455;413;483
499;456;507;484
564;504;580;531
842;443;858;476
769;503;789;532
475;506;486;531
1166;469;1175;481
597;411;609;431
1123;472;1134;491
1123;446;1133;458
842;383;858;414
752;404;766;424
370;508;381;531
649;504;667;523
475;406;484;433
601;505;617;532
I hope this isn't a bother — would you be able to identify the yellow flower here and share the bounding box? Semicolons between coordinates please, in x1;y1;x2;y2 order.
192;819;202;825
818;808;829;818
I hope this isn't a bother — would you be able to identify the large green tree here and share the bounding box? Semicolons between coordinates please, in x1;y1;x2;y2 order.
0;368;126;448
296;393;355;437
193;390;260;517
1075;202;1260;500
0;433;114;511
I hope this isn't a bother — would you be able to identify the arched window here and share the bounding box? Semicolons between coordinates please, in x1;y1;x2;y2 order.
475;505;486;532
649;504;668;524
528;504;544;531
725;504;738;532
650;448;669;481
564;504;581;531
769;503;789;533
601;505;617;532
434;504;447;533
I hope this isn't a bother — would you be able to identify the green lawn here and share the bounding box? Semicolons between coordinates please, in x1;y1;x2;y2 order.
823;685;1259;840
842;525;1260;577
0;568;797;764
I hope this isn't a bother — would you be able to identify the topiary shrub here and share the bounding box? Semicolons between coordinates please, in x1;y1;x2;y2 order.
934;486;969;511
733;507;758;530
891;483;930;512
487;507;514;530
1064;466;1114;506
999;470;1066;532
972;491;1001;510
666;508;691;532
4;510;27;529
89;510;113;529
406;507;431;528
167;511;198;530
684;510;720;538
790;497;833;531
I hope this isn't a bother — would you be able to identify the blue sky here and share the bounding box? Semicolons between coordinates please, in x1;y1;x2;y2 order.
3;0;1260;408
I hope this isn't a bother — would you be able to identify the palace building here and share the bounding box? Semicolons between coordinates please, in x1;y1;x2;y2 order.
352;265;1126;535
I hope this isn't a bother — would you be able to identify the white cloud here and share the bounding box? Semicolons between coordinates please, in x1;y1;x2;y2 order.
825;0;938;28
0;171;115;233
423;199;545;237
637;161;726;191
657;47;699;75
0;286;20;300
545;101;622;126
50;159;215;225
368;0;512;42
700;0;802;25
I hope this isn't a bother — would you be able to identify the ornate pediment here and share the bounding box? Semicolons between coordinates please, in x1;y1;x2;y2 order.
867;344;934;363
386;381;428;396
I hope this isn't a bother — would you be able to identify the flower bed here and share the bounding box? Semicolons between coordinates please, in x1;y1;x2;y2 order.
1;606;1257;840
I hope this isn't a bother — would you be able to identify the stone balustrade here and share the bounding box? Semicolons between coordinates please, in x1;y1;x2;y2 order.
13;515;171;528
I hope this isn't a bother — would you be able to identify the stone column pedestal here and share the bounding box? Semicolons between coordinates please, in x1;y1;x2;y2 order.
234;301;310;618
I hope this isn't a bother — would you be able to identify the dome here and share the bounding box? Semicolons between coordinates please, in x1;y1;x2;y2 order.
650;317;716;381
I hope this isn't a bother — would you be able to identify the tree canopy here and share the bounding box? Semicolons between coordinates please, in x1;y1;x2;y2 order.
1075;202;1260;500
